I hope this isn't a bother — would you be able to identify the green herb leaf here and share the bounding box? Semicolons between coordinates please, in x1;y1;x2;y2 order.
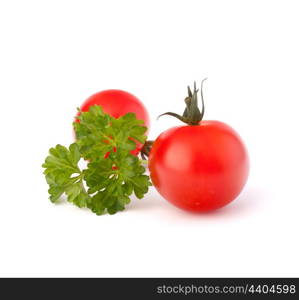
73;106;147;161
42;143;90;207
83;154;151;215
42;105;151;215
74;105;151;215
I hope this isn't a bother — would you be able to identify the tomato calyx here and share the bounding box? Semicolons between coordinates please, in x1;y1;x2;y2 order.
141;79;207;160
158;78;207;125
140;140;154;159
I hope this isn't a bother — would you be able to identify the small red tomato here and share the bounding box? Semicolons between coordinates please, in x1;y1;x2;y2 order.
77;89;150;155
148;81;249;212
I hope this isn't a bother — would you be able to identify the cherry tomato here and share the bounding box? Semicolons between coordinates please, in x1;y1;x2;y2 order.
149;121;249;212
77;89;150;155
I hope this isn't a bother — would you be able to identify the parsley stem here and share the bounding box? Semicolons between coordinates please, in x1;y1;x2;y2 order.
79;175;88;195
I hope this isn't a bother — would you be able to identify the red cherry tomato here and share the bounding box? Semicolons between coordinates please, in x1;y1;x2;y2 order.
77;89;150;155
149;121;249;212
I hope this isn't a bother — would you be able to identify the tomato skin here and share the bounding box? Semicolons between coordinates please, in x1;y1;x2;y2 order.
77;89;150;155
80;89;150;126
148;121;249;212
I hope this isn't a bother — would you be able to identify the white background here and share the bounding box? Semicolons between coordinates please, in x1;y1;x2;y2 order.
0;0;298;277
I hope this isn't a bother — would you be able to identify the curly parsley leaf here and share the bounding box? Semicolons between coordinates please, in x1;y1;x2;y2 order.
84;155;150;215
42;105;151;215
73;105;147;161
42;143;91;207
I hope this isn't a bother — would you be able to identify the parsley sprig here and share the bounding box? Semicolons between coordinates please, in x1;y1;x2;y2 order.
42;105;151;215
